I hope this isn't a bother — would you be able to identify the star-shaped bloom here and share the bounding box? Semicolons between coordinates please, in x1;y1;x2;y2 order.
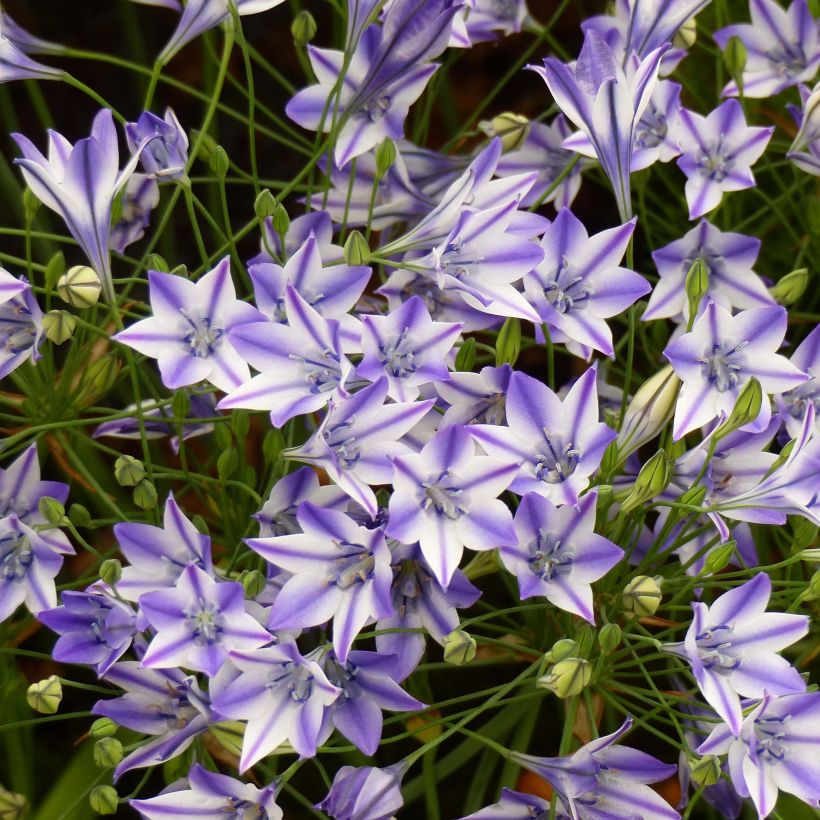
436;363;512;428
523;209;648;357
0;274;43;380
114;258;262;392
664;573;808;735
676;99;773;219
787;81;820;176
125;107;189;180
698;692;820;818
221;285;352;426
502;490;623;621
714;0;820;98
664;301;808;439
317;763;407;820
776;324;820;438
470;367;616;506
645;220;773;322
386;424;518;586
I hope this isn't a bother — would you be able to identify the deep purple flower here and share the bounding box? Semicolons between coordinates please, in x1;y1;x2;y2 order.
787;81;820;175
470;366;616;506
317;762;407;820
109;174;160;254
125;108;189;179
776;324;820;438
0;274;43;379
114;258;262;393
675;99;773;220
460;788;550;819
664;573;808;735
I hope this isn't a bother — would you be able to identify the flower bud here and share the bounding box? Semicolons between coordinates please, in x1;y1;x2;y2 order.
99;558;123;587
684;257;709;325
673;16;697;49
42;310;76;344
598;623;621;655
45;251;66;290
443;629;477;665
114;455;145;487
678;484;707;509
574;624;594;658
703;540;736;575
79;355;120;406
239;569;267;599
543;638;578;665
621;451;670;514
723;36;747;94
712;378;762;440
38;496;66;526
689;754;722;787
344;230;370;266
801;569;820;601
93;737;124;769
27;675;62;714
254;188;278;220
89;785;118;815
622;575;663;616
495;317;521;367
537;658;591;698
146;253;170;272
792;517;818;550
292;10;317;46
209;146;230;178
479;112;530;151
133;479;158;510
69;503;92;528
455;337;476;372
57;265;102;308
90;717;118;738
0;786;27;820
375;138;397;176
272;202;290;237
615;366;680;459
770;268;809;305
23;187;40;222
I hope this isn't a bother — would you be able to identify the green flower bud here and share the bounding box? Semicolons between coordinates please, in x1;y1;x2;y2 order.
57;265;102;308
27;675;62;714
90;717;118;738
99;558;123;587
217;448;238;479
344;230;370;266
679;484;708;509
495;317;521;367
42;310;76;344
263;429;285;465
231;410;250;442
543;638;578;665
0;785;27;820
22;187;41;222
770;268;809;305
69;503;92;528
375;139;397;176
712;378;762;441
478;112;530;151
191;514;210;535
621;451;670;513
598;623;621;655
114;455;145;487
673;16;697;49
45;251;66;290
89;785;118;815
703;540;736;575
574;624;594;658
537;657;591;698
209;146;230;178
622;575;663;616
271;202;290;237
689;754;722;787
239;569;267;599
455;337;476;372
723;36;747;94
443;629;477;665
38;496;66;526
133;479;158;510
684;257;709;325
791;517;818;550
191;130;219;162
80;355;120;405
146;253;170;272
254;188;278;220
801;569;820;601
615;366;680;460
171;390;190;419
93;737;124;769
292;10;317;46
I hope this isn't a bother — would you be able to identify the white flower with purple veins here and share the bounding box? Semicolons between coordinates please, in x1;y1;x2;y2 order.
776;324;820;438
211;642;340;770
460;788;551;820
698;692;820;819
665;573;808;736
286;378;434;517
437;363;512;427
676;99;773;220
317;762;407;820
220;285;352;427
357;296;462;401
109;174;160;254
131;763;284;820
645;220;774;322
125;107;189;180
386;424;518;586
0;273;43;380
470;367;616;506
247;502;393;661
714;0;820;98
503;490;623;622
114;258;262;393
140;564;272;677
0;15;63;83
449;0;529;48
523;209;648;357
787;81;820;176
0;442;68;525
663;301;808;440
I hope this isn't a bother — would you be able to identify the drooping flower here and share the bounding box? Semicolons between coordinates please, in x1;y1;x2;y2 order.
316;762;407;820
787;81;820;176
0;16;62;83
675;99;773;220
125;108;189;180
109;174;160;254
114;258;262;393
1;10;67;56
664;573;808;735
776;324;820;438
663;301;807;439
0;274;43;379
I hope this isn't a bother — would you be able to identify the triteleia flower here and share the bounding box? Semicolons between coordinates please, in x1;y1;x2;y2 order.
109;174;160;254
470;366;616;506
114;258;262;393
0;442;68;526
713;0;820;98
512;717;680;819
316;762;407;820
675;99;773;219
787;81;820;176
449;0;529;47
664;573;808;735
460;788;551;819
0;274;43;379
530;29;666;220
125;108;189;180
663;301;807;439
1;10;66;56
12;109;149;301
131;764;283;819
250;209;345;266
386;424;518;585
776;324;820;437
0;16;62;82
698;691;820;818
436;363;512;427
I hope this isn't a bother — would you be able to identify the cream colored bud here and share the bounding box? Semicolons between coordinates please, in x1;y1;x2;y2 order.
26;675;62;714
443;629;477;665
479;112;530;151
0;785;27;820
57;265;101;308
616;366;680;459
673;17;697;50
537;658;591;698
42;310;76;344
622;575;663;616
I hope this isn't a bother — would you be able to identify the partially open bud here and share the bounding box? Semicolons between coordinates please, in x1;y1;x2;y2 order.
0;786;27;820
38;496;66;526
689;754;722;787
712;378;762;440
27;675;62;714
537;658;591;698
478;112;530;151
133;479;158;510
89;786;118;815
770;268;809;305
598;623;621;655
57;265;102;308
42;310;76;344
344;230;370;266
616;366;680;460
99;558;123;587
443;629;477;665
621;451;670;514
93;737;124;769
684;257;709;326
90;717;118;738
114;455;145;487
622;575;663;616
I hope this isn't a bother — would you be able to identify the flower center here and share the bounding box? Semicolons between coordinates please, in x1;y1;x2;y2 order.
695;623;739;672
329;540;376;589
0;300;37;355
699;341;748;392
422;470;466;519
528;530;574;581
269;661;315;703
767;43;806;77
159;681;199;730
290;349;343;394
434;236;486;283
534;430;580;484
543;257;592;314
185;597;224;645
360;95;391;122
0;532;32;581
754;715;790;765
379;327;417;378
697;137;734;182
635;106;668;149
180;310;223;358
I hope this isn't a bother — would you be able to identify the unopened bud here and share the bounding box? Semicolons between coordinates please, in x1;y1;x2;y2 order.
89;785;118;815
479;112;530;151
621;451;670;513
574;624;594;658
93;737;124;769
770;268;809;305
375;138;397;176
684;257;709;325
543;638;578;665
38;496;66;526
57;265;101;308
443;629;477;665
99;558;123;587
616;366;680;459
344;230;370;266
455;337;476;372
133;479;158;510
81;355;120;404
801;570;820;601
703;540;736;575
22;187;40;222
27;675;62;714
598;623;621;655
292;10;317;46
673;16;697;50
239;569;267;599
537;657;591;698
42;310;76;344
679;484;708;509
114;455;145;487
689;754;722;787
209;146;230;178
622;575;663;616
146;253;170;272
0;786;27;820
69;503;92;528
713;378;762;440
495;317;521;367
723;36;747;94
271;202;290;237
90;717;118;738
254;188;278;220
45;251;66;290
792;517;818;550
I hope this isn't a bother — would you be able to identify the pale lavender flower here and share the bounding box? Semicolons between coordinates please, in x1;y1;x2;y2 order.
210;642;340;770
131;764;283;819
12;109;149;301
1;11;66;56
449;0;529;47
523;209;647;357
437;363;512;427
664;573;808;735
125;108;189;179
530;29;666;220
664;301;807;439
109;174;160;254
787;81;820;175
130;0;181;8
0;275;43;379
114;258;262;393
460;788;550;820
0;442;68;525
470;366;616;506
502;490;623;621
317;762;407;820
676;99;773;219
247;502;392;661
698;692;820;818
250;210;345;266
644;220;773;322
386;424;518;585
0;16;62;82
776;324;820;438
714;0;820;98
